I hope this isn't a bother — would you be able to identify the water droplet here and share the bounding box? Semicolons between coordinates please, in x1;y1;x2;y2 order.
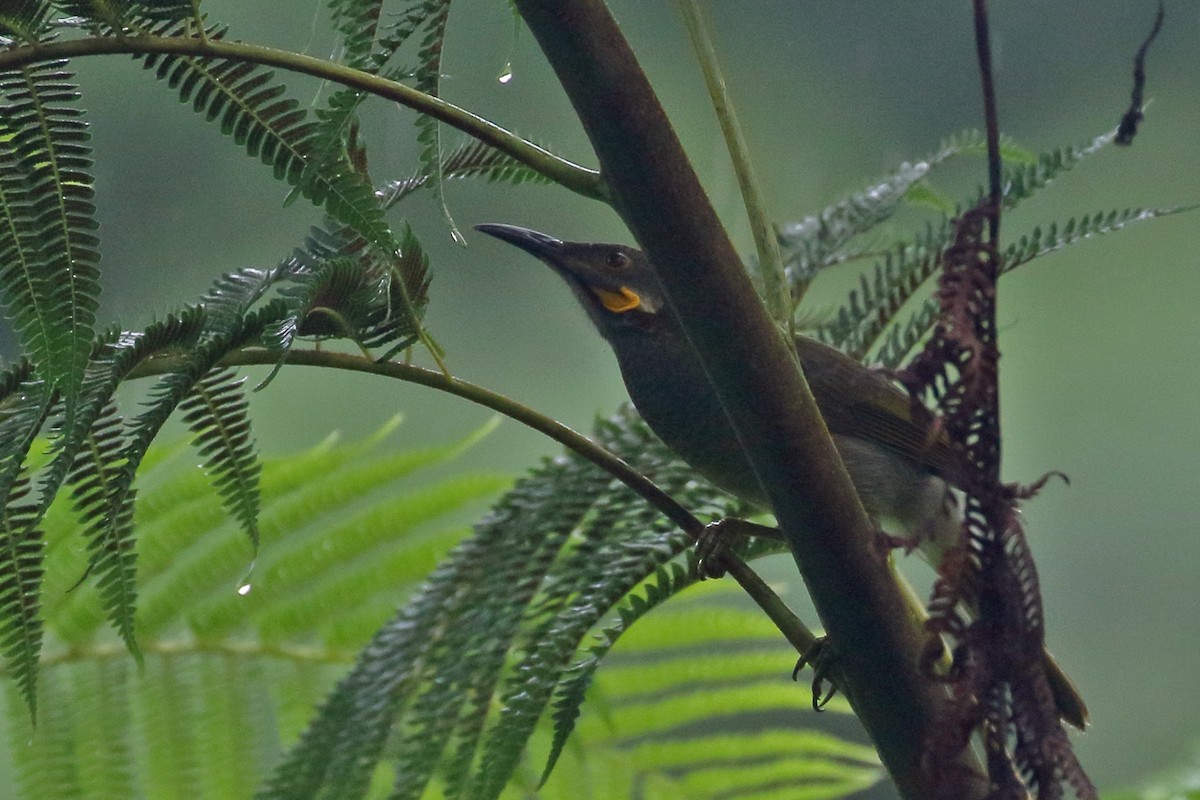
237;583;252;596
450;227;467;247
497;63;514;85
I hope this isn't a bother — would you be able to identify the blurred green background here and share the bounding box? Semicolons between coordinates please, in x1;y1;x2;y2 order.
2;1;1197;794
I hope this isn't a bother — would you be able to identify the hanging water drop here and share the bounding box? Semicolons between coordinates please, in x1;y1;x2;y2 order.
497;62;514;85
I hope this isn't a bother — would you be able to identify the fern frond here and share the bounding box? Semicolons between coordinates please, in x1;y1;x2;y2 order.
411;0;458;241
22;310;214;661
36;314;203;567
809;129;1124;360
64;401;140;659
199;265;286;334
864;204;1195;369
4;421;876;800
928;128;1037;166
463;434;711;799
136;24;395;256
544;596;879;800
1002;206;1198;274
265;222;431;368
540;560;696;785
258;407;748;800
328;0;384;70
177;368;261;551
774;130;1031;296
0;1;51;42
0;373;55;715
872;300;940;371
369;223;432;355
812;220;950;359
47;307;281;653
379;137;553;209
0;61;101;431
374;0;449;75
999;129;1114;209
777;161;930;293
0;475;45;718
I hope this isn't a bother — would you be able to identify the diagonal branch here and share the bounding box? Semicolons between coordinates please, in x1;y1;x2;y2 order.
128;347;819;666
510;1;985;797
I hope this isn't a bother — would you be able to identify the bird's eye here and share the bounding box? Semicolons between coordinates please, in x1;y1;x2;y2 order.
606;251;630;270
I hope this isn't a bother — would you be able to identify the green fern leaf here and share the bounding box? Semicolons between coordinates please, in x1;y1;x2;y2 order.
64;401;141;660
0;372;55;716
200;265;286;334
177;368;262;550
0;62;101;431
256;408;748;800
811;220;949;359
2;417;878;800
999;129;1114;208
410;1;458;241
1002;205;1199;274
136;25;395;259
0;477;45;719
810;127;1134;361
777;160;931;289
775;129;1032;293
0;1;51;42
539;561;696;786
328;0;385;70
928;128;1037;166
263;222;431;366
4;419;509;800
379;137;553;209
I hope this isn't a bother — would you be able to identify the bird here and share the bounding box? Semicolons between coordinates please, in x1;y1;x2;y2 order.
474;222;1088;730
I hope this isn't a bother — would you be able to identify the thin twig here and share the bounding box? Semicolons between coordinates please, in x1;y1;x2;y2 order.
972;0;1002;242
1116;1;1165;146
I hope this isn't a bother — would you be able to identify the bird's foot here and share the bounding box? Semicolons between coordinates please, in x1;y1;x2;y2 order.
875;529;919;557
695;517;783;579
793;637;840;712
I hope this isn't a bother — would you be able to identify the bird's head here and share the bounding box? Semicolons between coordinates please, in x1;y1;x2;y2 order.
475;223;668;340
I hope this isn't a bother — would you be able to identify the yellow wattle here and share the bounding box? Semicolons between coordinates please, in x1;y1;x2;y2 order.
592;286;641;313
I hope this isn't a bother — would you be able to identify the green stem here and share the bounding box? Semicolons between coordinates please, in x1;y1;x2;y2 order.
676;0;791;325
0;35;608;202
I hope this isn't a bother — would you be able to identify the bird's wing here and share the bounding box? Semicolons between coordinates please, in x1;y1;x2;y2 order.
794;336;960;480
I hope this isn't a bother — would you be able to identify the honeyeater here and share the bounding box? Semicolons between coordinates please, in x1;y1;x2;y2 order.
475;222;1087;730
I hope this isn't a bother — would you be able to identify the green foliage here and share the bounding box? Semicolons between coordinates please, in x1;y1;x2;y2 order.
177;368;261;549
787;129;1193;364
0;426;880;800
0;422;513;800
139;25;394;256
379;138;554;208
0;61;100;432
0;4;1195;799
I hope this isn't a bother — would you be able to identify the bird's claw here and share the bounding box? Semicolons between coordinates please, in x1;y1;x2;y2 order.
695;517;783;580
793;637;840;711
875;529;919;556
695;520;731;579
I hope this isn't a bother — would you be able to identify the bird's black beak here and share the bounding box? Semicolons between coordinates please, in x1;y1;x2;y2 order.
474;224;565;262
475;223;652;316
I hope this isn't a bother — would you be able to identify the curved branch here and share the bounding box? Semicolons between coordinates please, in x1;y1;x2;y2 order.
0;35;608;201
128;346;818;659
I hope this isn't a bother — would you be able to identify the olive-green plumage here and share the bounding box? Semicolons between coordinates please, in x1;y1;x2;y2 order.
476;222;1087;730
